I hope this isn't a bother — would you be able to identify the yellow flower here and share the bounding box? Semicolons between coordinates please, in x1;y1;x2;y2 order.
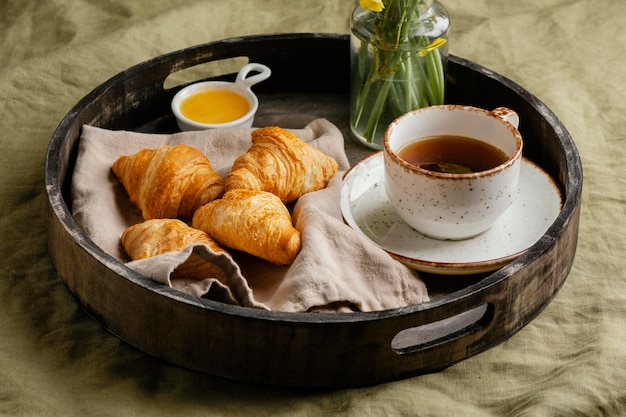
360;0;385;13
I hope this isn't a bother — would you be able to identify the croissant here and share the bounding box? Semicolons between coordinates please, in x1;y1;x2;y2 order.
112;144;224;220
225;126;338;203
121;218;229;282
192;189;301;265
121;218;226;260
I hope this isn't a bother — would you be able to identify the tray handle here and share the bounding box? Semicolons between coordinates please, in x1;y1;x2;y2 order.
385;271;516;362
391;302;492;354
142;34;350;95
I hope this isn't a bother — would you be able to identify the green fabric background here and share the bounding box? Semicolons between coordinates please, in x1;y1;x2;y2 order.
1;0;624;415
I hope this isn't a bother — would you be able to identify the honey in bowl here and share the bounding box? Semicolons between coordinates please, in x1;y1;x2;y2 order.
397;135;509;174
180;89;250;124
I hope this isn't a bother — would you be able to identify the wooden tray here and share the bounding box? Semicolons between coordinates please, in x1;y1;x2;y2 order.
45;33;582;388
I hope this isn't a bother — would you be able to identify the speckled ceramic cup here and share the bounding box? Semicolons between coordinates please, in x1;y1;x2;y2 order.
383;105;523;240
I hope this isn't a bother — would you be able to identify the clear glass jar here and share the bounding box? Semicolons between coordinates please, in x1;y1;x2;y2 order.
350;0;450;149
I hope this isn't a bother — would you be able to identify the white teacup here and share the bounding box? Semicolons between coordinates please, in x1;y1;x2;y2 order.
383;105;523;240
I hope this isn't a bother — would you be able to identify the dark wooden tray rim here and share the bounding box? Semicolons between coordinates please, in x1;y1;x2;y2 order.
45;33;583;388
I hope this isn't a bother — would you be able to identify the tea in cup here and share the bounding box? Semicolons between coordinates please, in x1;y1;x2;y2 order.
383;105;523;240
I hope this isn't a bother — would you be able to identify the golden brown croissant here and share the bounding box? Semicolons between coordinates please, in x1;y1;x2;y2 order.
192;189;301;265
121;218;226;260
224;126;338;203
121;219;229;282
112;144;224;220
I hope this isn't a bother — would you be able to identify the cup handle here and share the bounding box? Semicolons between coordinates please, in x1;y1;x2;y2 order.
491;107;520;129
235;63;272;89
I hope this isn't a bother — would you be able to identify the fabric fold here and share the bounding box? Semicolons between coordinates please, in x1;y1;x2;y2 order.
71;119;429;312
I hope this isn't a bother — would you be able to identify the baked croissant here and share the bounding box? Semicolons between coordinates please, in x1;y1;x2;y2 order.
192;189;302;265
225;126;338;203
112;144;224;220
121;218;226;260
121;219;228;282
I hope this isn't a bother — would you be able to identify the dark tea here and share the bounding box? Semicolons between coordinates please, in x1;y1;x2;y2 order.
397;135;509;174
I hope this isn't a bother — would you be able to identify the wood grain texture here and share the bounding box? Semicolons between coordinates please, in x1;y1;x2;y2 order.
45;34;582;388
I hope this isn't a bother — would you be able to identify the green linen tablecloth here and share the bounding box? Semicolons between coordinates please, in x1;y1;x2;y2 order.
1;0;624;415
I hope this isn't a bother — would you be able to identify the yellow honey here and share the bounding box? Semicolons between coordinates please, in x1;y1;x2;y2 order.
180;89;250;124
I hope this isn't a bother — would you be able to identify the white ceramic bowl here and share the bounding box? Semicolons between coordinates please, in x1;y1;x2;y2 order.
171;63;271;131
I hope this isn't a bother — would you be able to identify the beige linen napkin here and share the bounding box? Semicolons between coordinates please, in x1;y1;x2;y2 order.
72;119;429;312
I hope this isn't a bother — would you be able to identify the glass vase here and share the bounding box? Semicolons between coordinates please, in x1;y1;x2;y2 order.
350;0;450;149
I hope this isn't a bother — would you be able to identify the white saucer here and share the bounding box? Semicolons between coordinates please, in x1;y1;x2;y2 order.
340;152;563;275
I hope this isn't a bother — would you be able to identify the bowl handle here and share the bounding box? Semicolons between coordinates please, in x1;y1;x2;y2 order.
235;63;272;89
